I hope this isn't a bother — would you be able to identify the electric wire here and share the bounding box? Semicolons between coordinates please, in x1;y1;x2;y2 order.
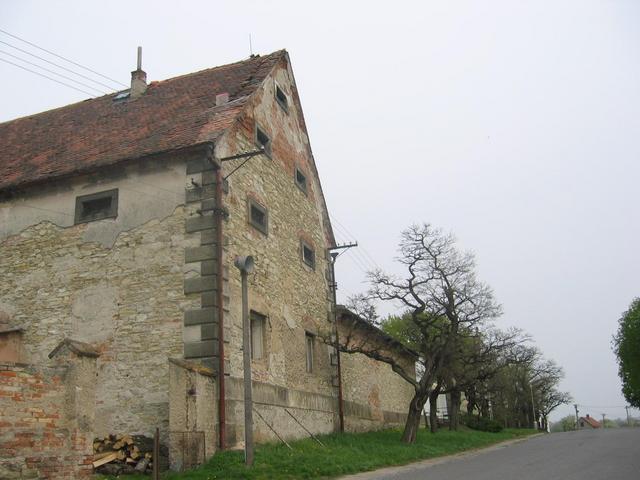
331;220;378;273
0;28;127;88
329;213;380;270
0;57;96;96
0;39;118;91
0;49;107;95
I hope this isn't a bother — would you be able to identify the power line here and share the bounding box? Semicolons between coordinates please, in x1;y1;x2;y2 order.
0;28;127;88
0;57;96;96
0;49;107;95
329;213;380;270
331;221;375;271
0;39;118;91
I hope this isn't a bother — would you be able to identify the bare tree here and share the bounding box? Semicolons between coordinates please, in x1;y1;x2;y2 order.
339;224;502;443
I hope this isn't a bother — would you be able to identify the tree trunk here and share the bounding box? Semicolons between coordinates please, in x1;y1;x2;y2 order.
428;387;441;433
449;389;461;431
466;388;477;416
401;392;428;444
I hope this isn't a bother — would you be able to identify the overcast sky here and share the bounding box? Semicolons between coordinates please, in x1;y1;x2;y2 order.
2;0;638;422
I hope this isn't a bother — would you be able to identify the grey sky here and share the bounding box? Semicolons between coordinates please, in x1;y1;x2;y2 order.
1;0;638;422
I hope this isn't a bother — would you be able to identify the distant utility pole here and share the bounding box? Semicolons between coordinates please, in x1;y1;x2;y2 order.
574;404;579;429
626;406;631;426
529;382;537;430
601;413;606;429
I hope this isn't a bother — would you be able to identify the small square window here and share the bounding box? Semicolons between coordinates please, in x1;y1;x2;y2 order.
74;189;118;224
275;84;288;112
248;199;268;235
256;124;272;156
250;311;266;360
295;167;307;194
301;240;315;269
305;332;315;373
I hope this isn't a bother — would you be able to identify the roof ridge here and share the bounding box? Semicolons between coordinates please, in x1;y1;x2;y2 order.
148;49;287;90
0;49;289;192
0;49;287;127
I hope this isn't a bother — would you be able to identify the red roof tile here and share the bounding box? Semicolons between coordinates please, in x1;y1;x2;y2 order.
0;51;286;192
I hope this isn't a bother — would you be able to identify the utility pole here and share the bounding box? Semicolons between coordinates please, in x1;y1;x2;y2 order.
626;406;630;426
235;256;255;466
328;242;358;433
601;413;606;429
529;381;537;430
574;404;579;429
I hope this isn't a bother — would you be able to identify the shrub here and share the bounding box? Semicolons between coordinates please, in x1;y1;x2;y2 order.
463;414;503;433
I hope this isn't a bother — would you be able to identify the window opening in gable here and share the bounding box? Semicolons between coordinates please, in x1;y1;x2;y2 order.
248;199;268;235
275;84;288;112
74;189;118;224
256;125;272;156
295;167;307;194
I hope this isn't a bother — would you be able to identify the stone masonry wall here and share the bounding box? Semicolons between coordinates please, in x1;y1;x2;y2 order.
213;59;339;444
0;157;197;441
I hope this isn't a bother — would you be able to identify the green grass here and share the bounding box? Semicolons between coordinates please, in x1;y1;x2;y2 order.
96;427;537;480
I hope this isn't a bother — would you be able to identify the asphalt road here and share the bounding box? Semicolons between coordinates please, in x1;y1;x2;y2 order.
342;428;640;480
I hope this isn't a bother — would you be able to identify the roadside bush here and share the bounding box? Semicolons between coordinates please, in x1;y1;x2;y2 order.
463;414;503;433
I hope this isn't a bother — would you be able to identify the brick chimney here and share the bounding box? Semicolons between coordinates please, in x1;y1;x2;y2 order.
130;46;147;98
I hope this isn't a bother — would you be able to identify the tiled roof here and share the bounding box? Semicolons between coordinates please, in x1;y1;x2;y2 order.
580;416;601;428
0;50;286;192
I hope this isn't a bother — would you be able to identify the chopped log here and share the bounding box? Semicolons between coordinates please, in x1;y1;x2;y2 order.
94;451;117;461
116;449;126;461
123;434;134;445
113;440;125;450
92;452;117;468
130;447;141;460
135;457;150;472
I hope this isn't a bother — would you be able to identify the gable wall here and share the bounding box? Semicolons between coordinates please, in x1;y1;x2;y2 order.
212;60;339;443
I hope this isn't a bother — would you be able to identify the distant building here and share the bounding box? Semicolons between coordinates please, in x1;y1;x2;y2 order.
578;414;601;429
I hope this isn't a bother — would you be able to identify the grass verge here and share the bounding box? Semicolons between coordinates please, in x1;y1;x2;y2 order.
96;427;537;480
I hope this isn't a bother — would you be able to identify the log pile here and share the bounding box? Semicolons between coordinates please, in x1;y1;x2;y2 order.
92;434;154;475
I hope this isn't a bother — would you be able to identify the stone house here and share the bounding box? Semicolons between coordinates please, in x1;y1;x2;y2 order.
0;50;415;477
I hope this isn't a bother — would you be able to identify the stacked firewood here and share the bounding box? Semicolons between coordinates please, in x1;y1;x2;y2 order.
92;434;154;475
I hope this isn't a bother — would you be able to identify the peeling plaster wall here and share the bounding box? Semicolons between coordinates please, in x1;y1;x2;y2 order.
0;158;187;247
0;156;198;439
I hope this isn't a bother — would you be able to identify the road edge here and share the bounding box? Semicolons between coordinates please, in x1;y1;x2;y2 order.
338;433;545;479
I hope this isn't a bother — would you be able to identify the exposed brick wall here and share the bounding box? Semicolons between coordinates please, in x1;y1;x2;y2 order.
0;362;93;479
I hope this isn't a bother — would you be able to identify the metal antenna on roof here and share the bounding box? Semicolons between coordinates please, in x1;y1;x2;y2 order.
249;34;253;56
137;46;142;70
